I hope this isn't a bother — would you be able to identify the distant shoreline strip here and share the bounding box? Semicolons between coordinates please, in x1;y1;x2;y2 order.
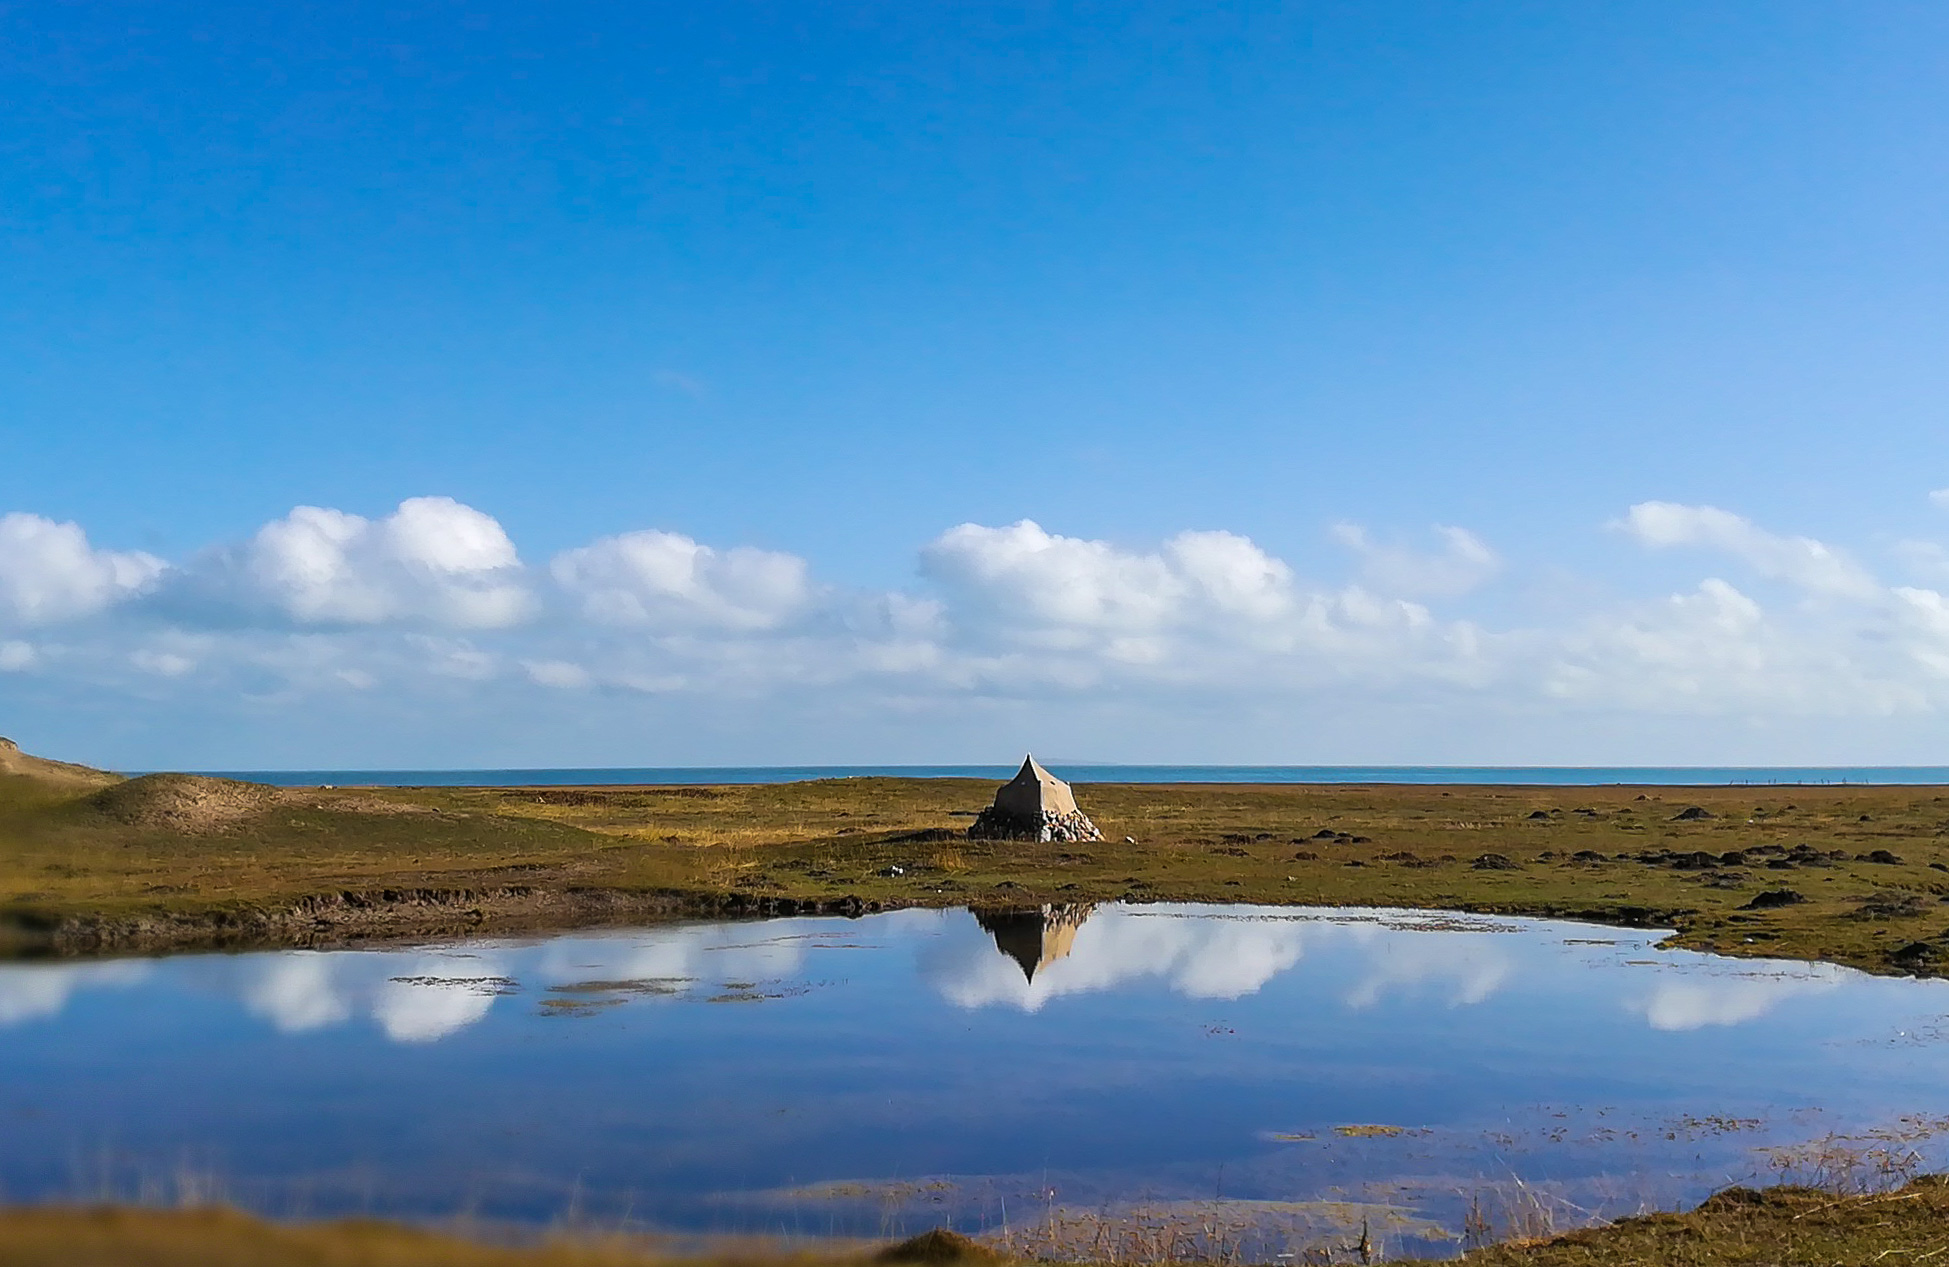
151;765;1949;788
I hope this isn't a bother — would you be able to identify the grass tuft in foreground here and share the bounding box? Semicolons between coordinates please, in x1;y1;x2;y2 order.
1423;1175;1949;1265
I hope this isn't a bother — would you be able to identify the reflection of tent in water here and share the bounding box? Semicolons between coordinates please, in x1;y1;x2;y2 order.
975;904;1096;982
968;755;1103;842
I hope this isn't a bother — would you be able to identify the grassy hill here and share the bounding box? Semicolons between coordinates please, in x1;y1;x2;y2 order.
0;736;121;803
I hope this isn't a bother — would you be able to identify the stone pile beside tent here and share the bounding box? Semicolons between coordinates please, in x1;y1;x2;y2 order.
968;755;1104;842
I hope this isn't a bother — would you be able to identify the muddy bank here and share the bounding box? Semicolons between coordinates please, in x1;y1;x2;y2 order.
0;883;923;957
0;879;1692;961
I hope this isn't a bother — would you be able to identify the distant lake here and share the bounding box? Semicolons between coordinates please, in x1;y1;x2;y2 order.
181;764;1949;787
4;905;1949;1259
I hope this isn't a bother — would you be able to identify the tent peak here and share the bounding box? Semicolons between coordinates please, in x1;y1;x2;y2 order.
968;753;1103;842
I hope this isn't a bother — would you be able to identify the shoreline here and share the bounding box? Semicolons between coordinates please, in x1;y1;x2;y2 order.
2;885;1686;959
2;1176;1948;1266
147;765;1949;789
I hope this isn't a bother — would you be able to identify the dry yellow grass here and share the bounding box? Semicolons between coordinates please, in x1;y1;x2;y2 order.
0;1205;663;1267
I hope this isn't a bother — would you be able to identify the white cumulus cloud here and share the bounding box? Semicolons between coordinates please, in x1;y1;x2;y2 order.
26;491;1949;749
524;659;593;689
920;519;1494;690
1331;523;1501;597
132;649;195;677
1618;502;1877;599
1548;580;1844;712
551;530;811;631
239;497;531;628
923;520;1223;633
0;513;165;625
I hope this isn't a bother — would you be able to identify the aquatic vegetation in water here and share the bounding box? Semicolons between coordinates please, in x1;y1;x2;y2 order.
990;1196;1452;1265
538;996;626;1017
1757;1114;1949;1193
545;978;691;997
1660;1114;1763;1140
387;975;520;996
704;978;818;1004
1334;1125;1417;1139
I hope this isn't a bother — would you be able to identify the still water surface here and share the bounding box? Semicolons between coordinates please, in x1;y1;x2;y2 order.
4;905;1949;1255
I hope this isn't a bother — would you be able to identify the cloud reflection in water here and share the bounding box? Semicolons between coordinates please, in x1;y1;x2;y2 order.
371;960;510;1043
228;921;817;1043
1342;931;1512;1010
1630;963;1846;1031
931;907;1309;1011
0;907;1879;1045
0;960;150;1026
242;952;353;1033
933;906;1519;1013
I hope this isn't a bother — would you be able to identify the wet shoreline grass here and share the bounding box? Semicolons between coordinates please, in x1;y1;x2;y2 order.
7;758;1949;977
8;1178;1949;1265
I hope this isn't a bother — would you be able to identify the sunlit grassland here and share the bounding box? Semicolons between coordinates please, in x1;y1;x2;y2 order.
5;763;1949;976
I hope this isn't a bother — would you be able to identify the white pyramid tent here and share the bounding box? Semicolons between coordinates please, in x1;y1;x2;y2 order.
969;754;1102;842
994;755;1079;817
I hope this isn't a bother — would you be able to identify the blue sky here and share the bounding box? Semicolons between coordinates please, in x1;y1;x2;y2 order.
5;2;1949;768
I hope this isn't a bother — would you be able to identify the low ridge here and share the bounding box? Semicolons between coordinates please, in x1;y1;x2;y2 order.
84;772;279;833
0;736;122;794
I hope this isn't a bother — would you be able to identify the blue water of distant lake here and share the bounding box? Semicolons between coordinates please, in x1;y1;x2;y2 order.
182;765;1949;787
5;906;1949;1258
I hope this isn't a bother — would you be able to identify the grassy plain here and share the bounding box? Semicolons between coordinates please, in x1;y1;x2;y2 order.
6;745;1949;974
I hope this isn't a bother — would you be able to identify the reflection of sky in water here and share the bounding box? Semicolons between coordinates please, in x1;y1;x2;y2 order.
1;905;1947;1251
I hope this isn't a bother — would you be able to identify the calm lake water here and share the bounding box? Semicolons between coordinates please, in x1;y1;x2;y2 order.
4;905;1949;1258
